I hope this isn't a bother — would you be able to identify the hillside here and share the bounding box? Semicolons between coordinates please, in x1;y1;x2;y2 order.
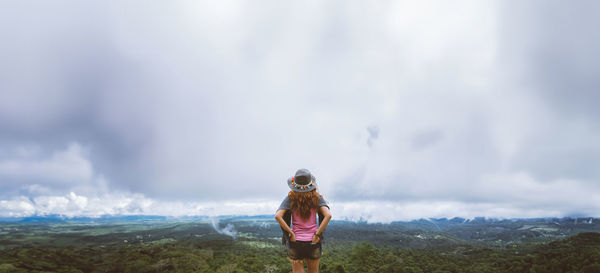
0;216;599;272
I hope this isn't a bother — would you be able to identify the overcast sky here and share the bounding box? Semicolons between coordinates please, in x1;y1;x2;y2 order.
1;0;599;222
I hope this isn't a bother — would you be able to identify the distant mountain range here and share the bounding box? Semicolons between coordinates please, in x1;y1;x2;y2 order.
1;214;596;225
2;214;598;245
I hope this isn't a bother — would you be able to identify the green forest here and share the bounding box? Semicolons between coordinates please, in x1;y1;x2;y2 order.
1;216;599;273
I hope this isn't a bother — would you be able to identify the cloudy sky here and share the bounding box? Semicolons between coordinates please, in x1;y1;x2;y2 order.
1;0;599;222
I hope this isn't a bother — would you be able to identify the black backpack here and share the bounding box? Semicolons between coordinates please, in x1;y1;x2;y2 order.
281;209;326;245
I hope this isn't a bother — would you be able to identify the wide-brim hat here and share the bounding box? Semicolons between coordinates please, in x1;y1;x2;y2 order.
287;168;317;192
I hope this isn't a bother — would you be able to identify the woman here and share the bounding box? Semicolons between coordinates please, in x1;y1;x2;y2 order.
275;169;332;273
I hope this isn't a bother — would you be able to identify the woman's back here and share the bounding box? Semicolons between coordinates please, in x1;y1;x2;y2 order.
291;208;318;241
278;194;329;242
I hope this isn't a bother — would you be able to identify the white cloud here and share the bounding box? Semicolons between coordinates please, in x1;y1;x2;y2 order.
0;1;599;220
2;185;598;221
0;191;278;218
0;197;36;217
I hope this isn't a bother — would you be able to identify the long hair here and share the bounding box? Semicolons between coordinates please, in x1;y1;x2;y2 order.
288;189;322;220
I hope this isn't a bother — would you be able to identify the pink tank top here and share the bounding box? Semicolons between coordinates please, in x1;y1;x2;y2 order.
291;208;318;241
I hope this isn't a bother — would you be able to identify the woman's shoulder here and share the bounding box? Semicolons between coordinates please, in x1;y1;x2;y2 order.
278;195;291;211
318;195;329;208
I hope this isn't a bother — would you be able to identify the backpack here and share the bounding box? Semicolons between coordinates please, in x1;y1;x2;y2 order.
281;209;326;245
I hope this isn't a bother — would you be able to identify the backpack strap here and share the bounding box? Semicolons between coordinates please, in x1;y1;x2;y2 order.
317;208;325;242
281;210;292;245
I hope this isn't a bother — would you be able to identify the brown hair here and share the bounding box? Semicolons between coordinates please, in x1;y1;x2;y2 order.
288;189;322;220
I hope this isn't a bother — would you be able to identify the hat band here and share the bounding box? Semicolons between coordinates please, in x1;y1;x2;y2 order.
290;177;316;191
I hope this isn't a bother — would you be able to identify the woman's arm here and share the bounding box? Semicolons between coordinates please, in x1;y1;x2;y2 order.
312;206;332;243
275;209;296;242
